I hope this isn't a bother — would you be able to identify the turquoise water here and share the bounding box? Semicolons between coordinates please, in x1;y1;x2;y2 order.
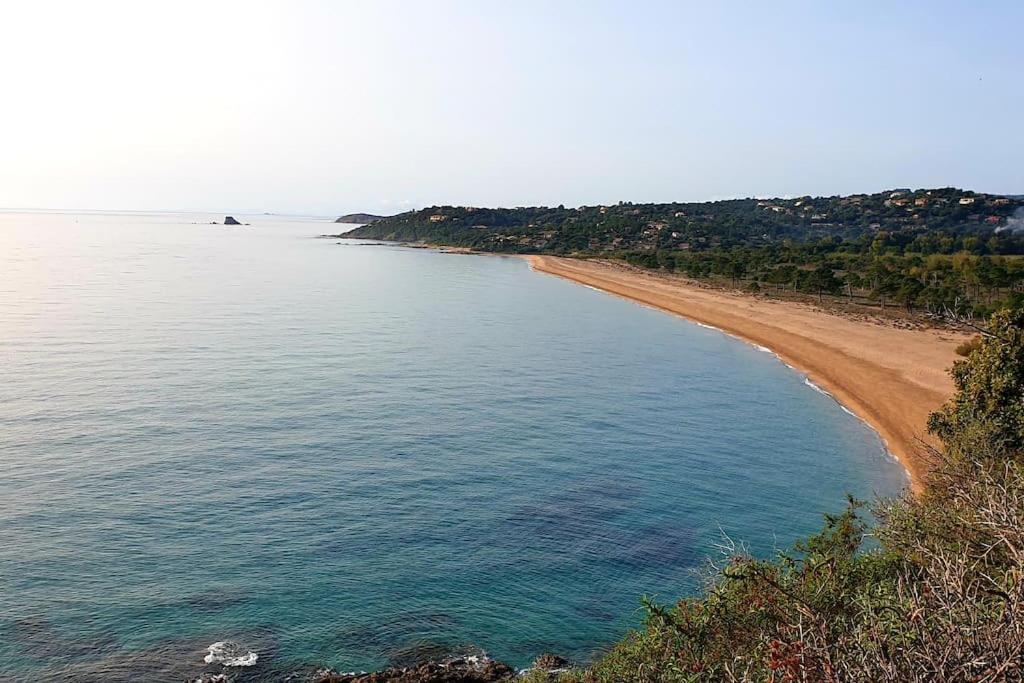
0;212;906;681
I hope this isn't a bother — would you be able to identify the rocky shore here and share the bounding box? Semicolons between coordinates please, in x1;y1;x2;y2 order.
312;655;516;682
313;652;569;683
186;652;570;683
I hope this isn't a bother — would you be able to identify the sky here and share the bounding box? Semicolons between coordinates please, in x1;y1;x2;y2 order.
1;0;1022;215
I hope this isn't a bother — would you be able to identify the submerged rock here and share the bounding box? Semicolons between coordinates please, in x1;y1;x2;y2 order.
385;641;460;668
187;675;228;683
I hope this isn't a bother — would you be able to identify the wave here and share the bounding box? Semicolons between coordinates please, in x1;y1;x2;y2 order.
691;317;900;471
203;641;258;667
803;377;833;398
691;317;901;475
804;377;866;422
803;379;896;463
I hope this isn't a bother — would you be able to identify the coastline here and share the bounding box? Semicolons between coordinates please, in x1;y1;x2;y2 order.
526;255;970;492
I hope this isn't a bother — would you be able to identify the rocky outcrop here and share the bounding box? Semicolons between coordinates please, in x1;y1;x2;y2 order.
223;216;242;225
532;653;570;671
335;213;386;224
313;655;516;682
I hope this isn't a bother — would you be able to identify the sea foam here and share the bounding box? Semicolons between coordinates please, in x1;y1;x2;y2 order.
203;641;258;667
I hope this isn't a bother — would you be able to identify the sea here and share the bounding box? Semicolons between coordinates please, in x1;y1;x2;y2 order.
0;211;907;681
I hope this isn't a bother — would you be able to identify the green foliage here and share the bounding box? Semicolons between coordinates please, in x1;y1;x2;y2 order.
928;309;1024;458
343;190;1024;316
345;190;1024;257
955;335;983;357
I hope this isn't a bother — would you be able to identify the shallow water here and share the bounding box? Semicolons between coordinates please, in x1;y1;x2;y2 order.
0;211;906;680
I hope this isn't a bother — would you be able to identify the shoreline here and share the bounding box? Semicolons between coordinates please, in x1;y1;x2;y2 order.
525;255;970;492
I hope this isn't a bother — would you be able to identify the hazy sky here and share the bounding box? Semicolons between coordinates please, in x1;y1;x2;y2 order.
1;1;1021;214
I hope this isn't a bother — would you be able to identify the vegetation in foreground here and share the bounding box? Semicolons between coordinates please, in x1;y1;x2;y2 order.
518;310;1024;682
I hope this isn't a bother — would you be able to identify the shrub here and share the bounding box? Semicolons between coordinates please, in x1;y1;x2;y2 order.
955;335;983;357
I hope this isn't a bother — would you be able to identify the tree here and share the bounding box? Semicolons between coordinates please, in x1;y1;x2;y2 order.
844;271;864;300
895;277;925;313
928;309;1024;458
870;275;900;309
765;264;796;292
726;259;747;285
805;265;843;302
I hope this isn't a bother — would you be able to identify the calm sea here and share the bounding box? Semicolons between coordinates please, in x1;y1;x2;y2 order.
0;211;906;681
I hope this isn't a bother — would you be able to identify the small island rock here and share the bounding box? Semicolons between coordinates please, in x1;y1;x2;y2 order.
223;216;241;225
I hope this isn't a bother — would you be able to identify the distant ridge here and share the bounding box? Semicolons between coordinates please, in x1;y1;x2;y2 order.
340;188;1024;253
335;213;387;224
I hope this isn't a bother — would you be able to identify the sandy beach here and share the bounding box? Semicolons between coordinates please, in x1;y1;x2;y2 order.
528;255;970;491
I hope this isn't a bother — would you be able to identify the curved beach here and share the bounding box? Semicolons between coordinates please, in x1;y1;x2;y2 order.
527;255;969;491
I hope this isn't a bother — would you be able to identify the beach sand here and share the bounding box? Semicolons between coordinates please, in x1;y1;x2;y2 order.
527;255;970;492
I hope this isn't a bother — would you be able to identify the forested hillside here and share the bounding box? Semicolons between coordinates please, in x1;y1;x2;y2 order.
343;189;1024;318
343;189;1022;252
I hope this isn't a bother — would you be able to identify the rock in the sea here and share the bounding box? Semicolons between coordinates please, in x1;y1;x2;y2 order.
223;216;241;225
532;653;570;671
385;641;460;668
314;655;515;683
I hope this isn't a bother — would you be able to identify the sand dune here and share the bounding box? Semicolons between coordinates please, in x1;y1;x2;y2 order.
527;255;970;492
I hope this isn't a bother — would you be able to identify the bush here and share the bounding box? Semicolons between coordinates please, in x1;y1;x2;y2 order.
955;335;983;357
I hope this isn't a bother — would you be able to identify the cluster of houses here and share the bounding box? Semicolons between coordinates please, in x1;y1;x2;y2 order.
750;191;1012;231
